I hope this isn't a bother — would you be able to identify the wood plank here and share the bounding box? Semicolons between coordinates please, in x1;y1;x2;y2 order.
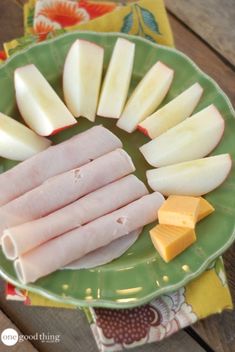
0;309;38;351
0;0;24;48
0;280;205;352
168;13;235;105
165;0;235;67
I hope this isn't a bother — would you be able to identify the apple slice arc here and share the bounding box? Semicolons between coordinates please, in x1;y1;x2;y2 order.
63;39;104;122
97;38;135;119
140;105;224;167
0;112;51;161
138;82;203;138
15;64;77;136
117;61;174;133
146;154;232;196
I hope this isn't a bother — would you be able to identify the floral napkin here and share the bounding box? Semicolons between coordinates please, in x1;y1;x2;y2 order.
1;1;233;351
6;258;233;351
4;0;174;57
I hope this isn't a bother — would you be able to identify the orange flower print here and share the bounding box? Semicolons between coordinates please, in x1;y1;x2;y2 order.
34;20;56;41
79;0;117;20
38;0;89;27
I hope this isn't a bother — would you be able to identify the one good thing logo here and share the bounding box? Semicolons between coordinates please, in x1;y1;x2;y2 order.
1;328;19;346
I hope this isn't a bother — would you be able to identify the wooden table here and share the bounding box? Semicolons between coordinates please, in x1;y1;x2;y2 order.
0;1;235;351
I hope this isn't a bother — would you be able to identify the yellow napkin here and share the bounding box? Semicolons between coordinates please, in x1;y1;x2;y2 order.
4;0;174;57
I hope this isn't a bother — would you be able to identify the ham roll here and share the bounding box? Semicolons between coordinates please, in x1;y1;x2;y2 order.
14;192;164;284
0;149;135;239
0;125;121;206
63;228;142;270
2;175;148;259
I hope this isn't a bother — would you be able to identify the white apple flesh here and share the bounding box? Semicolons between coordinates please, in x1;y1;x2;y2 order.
138;82;203;138
63;39;104;122
97;38;135;119
147;154;232;196
117;61;174;133
0;112;51;161
140;105;224;167
15;64;76;136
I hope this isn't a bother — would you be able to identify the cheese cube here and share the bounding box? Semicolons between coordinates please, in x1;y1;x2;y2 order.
197;197;215;221
150;224;196;262
158;195;200;229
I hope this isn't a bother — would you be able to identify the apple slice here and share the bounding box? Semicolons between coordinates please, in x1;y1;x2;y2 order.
138;83;203;138
140;105;224;167
97;38;135;119
63;39;104;122
117;61;174;133
15;64;76;136
0;112;51;161
147;154;232;196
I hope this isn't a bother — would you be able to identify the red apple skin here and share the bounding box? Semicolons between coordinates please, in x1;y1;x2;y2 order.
62;39;104;78
14;67;77;136
50;121;77;136
137;124;150;137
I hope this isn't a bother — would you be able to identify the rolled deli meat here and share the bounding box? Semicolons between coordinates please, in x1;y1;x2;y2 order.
63;228;142;270
0;126;122;206
14;192;165;284
2;175;148;259
0;149;135;239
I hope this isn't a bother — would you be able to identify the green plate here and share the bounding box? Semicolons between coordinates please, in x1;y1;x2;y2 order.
0;32;234;308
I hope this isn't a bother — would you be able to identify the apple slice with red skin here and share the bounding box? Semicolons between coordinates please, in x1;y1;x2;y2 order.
0;112;51;161
97;38;135;119
63;39;104;122
138;82;203;139
15;64;76;136
117;61;174;133
147;154;232;196
140;105;225;167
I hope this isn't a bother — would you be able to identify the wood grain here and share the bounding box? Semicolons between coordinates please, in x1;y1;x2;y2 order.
165;0;235;67
0;309;37;351
0;0;24;47
168;14;235;105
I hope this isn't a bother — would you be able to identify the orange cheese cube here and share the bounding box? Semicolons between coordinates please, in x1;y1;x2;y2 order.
158;195;200;229
150;224;196;262
197;197;215;221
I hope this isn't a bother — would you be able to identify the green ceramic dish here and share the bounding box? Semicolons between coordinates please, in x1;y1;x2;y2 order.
0;32;234;308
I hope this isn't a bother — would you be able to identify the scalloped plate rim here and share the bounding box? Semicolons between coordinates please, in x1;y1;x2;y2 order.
0;31;234;308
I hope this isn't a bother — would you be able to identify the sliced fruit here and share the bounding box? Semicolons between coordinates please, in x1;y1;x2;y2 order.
15;64;76;136
0;112;51;161
97;38;135;119
146;154;232;196
150;224;196;262
158;195;200;229
117;61;174;133
140;105;224;167
63;39;104;122
138;83;203;138
197;197;215;221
